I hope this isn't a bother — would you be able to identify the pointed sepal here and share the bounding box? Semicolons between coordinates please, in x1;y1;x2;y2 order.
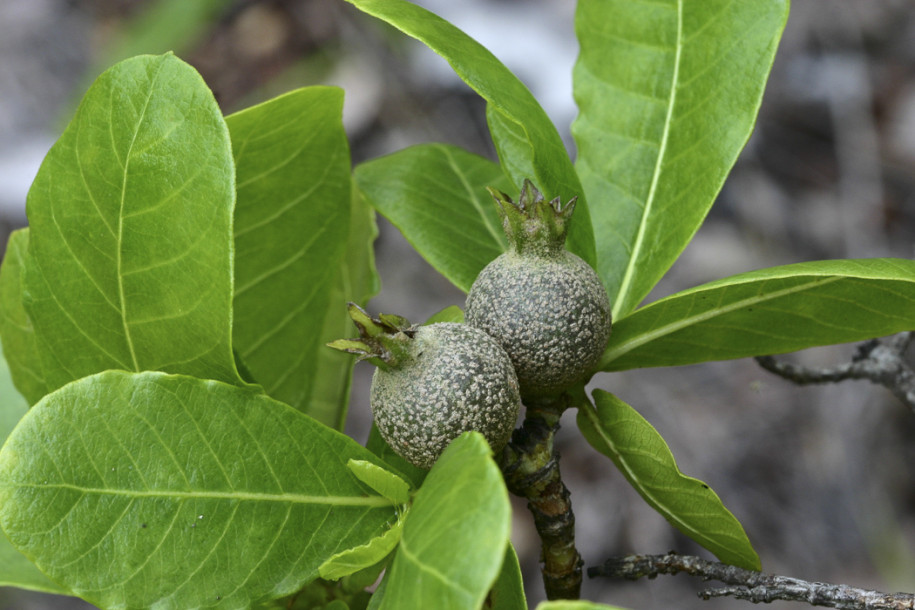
327;303;416;370
487;179;577;257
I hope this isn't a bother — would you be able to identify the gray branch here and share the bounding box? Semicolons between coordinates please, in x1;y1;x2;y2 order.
589;552;915;609
755;332;915;412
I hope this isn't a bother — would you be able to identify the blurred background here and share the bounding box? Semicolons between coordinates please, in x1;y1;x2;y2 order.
1;0;914;608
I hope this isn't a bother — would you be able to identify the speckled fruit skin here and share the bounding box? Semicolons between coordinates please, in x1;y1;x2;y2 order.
466;250;612;399
370;322;521;469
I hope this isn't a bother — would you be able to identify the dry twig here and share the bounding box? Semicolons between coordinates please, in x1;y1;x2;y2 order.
756;332;915;412
589;552;915;609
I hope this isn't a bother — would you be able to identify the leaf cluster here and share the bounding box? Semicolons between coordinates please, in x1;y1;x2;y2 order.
1;0;914;608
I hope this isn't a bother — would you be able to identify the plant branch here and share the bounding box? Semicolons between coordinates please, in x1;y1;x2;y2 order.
756;332;915;412
500;393;582;600
589;552;915;609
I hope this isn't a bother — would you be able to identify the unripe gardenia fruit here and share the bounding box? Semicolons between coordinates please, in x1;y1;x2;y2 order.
465;180;612;400
328;304;520;469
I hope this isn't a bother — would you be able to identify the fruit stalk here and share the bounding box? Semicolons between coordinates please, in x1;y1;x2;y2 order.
500;393;582;600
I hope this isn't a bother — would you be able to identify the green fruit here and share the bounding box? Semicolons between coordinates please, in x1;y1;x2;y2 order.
466;180;611;399
329;305;520;469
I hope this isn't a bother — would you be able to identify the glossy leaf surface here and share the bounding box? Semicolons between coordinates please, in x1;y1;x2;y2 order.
573;0;789;317
600;259;915;371
23;53;241;392
227;87;351;415
0;371;399;609
578;391;759;570
378;433;511;610
355;144;509;293
0;230;48;404
0;340;67;594
346;0;596;266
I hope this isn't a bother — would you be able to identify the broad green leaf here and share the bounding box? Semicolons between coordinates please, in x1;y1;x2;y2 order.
347;460;411;505
578;391;759;570
599;258;915;371
537;602;630;610
366;423;428;490
487;544;526;610
0;371;398;609
319;514;404;581
307;188;379;429
345;0;596;266
573;0;789;317
0;230;48;404
227;87;351;415
0;338;68;595
378;432;511;610
23;53;242;393
355;144;509;293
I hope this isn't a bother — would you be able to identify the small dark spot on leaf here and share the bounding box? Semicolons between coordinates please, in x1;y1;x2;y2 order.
140;523;147;528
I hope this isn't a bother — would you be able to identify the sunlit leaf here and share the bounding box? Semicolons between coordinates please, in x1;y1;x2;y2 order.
578;391;759;570
573;0;789;316
0;338;68;595
23;53;242;392
600;259;915;371
306;188;379;430
355;144;509;293
228;87;351;415
0;371;399;609
378;433;511;609
0;230;48;404
346;0;596;266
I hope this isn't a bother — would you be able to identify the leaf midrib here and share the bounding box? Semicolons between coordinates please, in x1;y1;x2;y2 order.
117;65;164;372
601;275;844;368
612;0;683;319
6;482;396;507
581;402;745;553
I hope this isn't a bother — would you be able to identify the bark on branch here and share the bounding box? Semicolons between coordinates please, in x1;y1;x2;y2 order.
500;394;582;600
756;332;915;412
589;552;915;609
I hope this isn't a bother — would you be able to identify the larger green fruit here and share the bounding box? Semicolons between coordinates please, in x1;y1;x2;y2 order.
330;306;520;469
466;181;611;399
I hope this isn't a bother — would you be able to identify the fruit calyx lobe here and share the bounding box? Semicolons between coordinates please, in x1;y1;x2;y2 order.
326;303;415;371
489;178;577;259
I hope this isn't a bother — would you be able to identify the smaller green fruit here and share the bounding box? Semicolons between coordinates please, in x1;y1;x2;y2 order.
329;304;520;469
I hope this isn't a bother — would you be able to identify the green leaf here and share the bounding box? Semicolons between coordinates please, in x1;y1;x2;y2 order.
319;514;404;581
378;432;511;610
487;544;526;610
599;258;915;371
0;371;399;609
345;0;596;267
227;87;351;415
347;460;410;505
578;391;759;570
573;0;789;318
0;338;69;595
0;229;49;404
355;144;509;293
536;602;631;610
306;188;379;429
23;53;242;393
